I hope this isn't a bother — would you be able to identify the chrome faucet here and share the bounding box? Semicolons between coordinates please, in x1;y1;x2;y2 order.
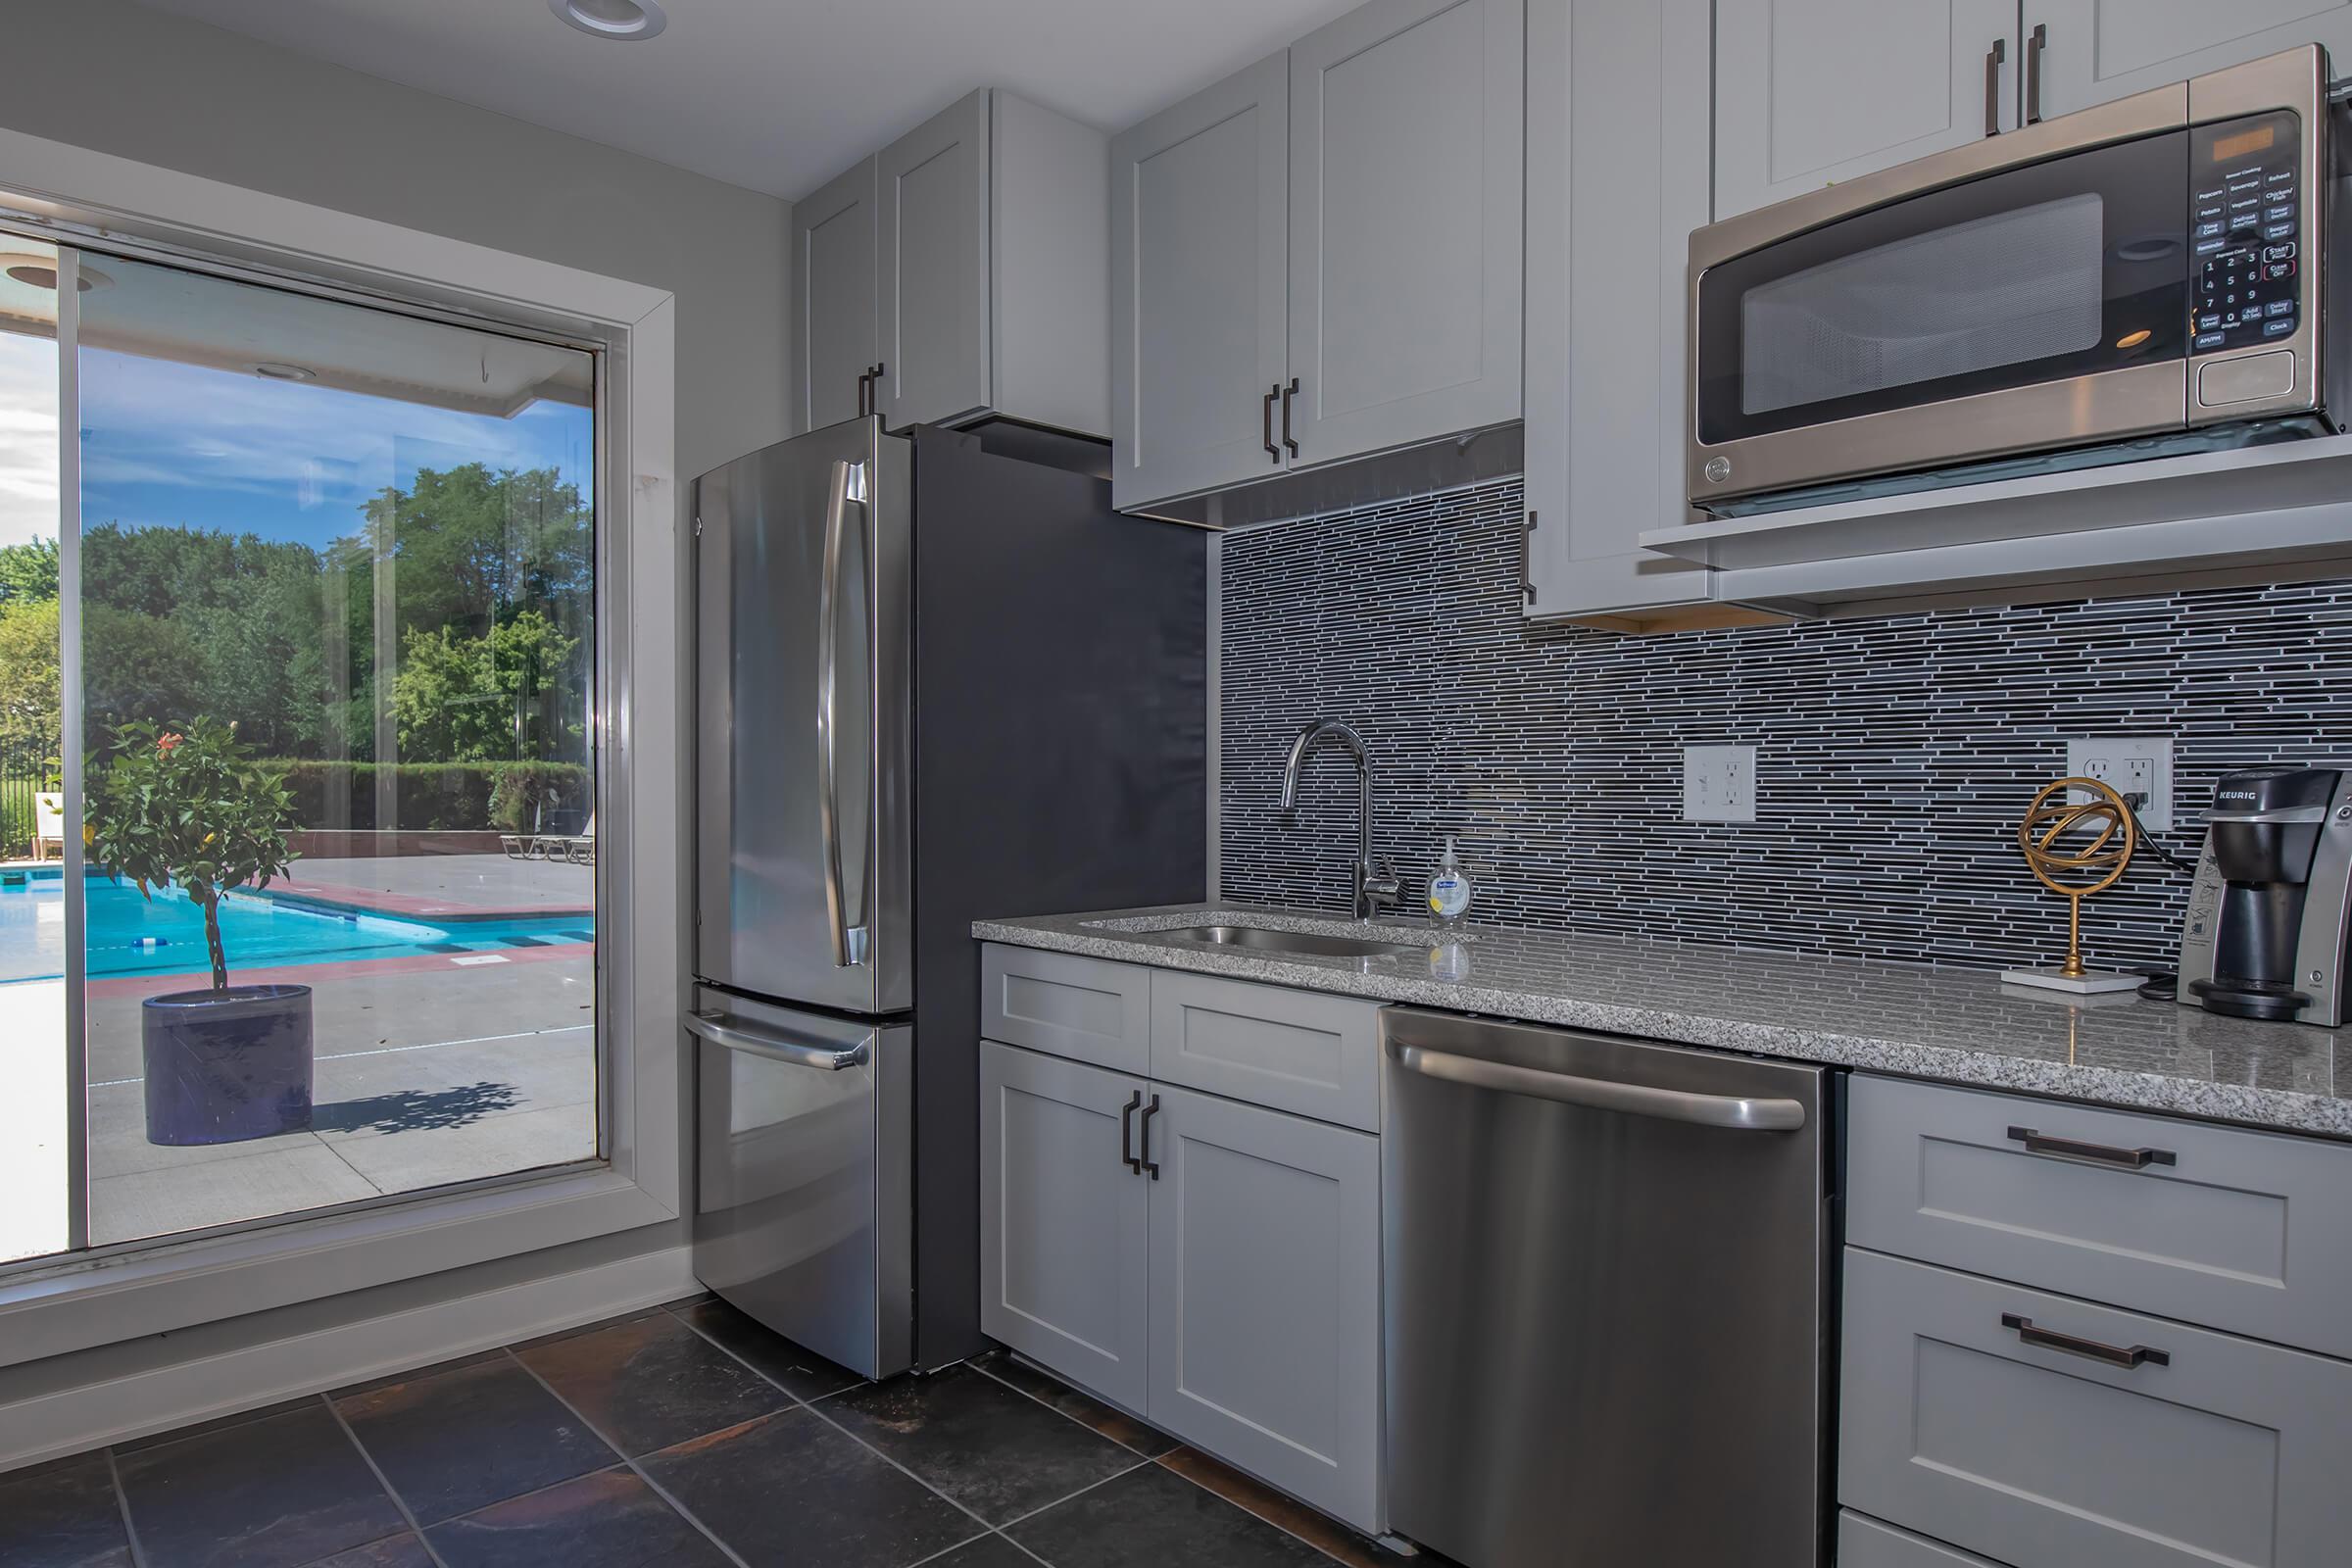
1278;719;1400;921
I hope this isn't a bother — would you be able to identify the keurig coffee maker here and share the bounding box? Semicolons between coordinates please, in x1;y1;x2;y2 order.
2177;766;2352;1025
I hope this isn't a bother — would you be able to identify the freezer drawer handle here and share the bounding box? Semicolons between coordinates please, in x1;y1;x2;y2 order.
1390;1043;1806;1131
685;1010;869;1071
817;455;871;968
2006;1126;2176;1169
2001;1312;2170;1369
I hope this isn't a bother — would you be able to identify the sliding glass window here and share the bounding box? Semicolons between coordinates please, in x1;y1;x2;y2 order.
0;240;602;1261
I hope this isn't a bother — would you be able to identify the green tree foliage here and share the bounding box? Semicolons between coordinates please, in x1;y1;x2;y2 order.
86;717;297;991
390;610;580;763
72;465;592;773
0;597;61;759
0;538;59;606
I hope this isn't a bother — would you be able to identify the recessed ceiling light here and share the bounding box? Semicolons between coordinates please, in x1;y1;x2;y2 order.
1;256;111;292
253;363;317;381
547;0;667;40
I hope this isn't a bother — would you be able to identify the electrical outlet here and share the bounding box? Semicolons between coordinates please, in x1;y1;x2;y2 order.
1683;745;1757;824
2065;736;2174;831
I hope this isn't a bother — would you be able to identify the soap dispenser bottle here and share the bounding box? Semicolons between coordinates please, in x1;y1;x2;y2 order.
1427;838;1474;925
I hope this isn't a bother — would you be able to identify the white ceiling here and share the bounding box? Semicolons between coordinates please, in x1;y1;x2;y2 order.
132;0;1361;201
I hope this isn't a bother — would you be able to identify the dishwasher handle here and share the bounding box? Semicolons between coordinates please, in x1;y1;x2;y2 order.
1390;1042;1807;1131
685;1010;870;1071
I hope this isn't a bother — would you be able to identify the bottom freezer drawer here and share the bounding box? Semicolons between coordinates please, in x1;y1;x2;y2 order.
1840;1248;2352;1568
690;991;911;1379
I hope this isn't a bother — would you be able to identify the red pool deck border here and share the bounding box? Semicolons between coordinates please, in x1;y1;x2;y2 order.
85;940;594;1001
262;876;595;924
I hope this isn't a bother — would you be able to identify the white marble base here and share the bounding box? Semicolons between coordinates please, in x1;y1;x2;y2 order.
2001;966;2146;995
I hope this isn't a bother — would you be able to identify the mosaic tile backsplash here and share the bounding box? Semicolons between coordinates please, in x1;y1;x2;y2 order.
1216;476;2352;974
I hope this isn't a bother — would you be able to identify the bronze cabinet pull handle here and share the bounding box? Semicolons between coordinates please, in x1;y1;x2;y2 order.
1984;38;2007;136
1119;1090;1143;1174
1262;384;1281;462
2002;1312;2170;1368
1138;1094;1161;1179
1281;376;1300;456
2006;1125;2176;1169
2025;24;2047;124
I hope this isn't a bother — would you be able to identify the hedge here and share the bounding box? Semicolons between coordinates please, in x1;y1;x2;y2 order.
260;760;592;833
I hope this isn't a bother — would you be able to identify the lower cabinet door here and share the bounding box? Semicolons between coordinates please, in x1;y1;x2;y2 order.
1841;1248;2352;1568
1145;1084;1381;1531
979;1042;1152;1412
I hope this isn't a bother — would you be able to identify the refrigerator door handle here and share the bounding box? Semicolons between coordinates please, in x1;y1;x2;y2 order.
817;456;871;967
1389;1042;1808;1131
685;1009;871;1070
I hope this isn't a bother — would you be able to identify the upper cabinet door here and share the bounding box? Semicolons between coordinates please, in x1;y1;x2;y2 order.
2025;1;2352;120
1109;52;1291;512
877;90;993;429
1286;0;1524;468
1712;0;2017;220
794;157;878;433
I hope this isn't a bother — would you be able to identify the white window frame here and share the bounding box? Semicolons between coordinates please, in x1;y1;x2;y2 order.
0;125;682;1367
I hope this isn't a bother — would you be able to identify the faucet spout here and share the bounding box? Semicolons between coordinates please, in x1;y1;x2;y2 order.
1277;720;1396;921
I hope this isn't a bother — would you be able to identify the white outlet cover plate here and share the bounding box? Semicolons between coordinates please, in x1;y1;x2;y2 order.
2065;736;2174;832
1683;744;1757;824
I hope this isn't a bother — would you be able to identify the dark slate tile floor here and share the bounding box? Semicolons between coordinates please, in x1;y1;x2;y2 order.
0;1297;1409;1568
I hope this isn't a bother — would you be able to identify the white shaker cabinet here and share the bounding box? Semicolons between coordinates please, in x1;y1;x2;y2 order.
1108;0;1523;517
1712;0;2019;220
792;157;879;434
1145;1084;1381;1533
1108;52;1291;512
2023;1;2352;120
1285;0;1524;468
978;1042;1152;1411
1522;0;1749;627
794;90;1108;437
874;91;992;433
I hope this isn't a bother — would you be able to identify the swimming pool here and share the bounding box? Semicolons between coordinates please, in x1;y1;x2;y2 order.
0;874;595;984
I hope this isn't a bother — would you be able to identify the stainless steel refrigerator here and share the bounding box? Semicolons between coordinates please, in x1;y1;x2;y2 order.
688;416;1205;1379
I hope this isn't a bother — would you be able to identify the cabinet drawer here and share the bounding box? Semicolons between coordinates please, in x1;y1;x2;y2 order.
981;945;1150;1074
1838;1512;2008;1568
1847;1074;2352;1356
1840;1249;2352;1568
1149;971;1381;1129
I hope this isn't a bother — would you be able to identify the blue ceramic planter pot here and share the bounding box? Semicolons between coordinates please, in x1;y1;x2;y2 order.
141;984;315;1145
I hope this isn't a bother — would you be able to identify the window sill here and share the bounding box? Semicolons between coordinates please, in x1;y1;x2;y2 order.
0;1161;674;1369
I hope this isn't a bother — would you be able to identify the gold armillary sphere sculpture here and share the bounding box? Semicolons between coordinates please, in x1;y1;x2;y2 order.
2017;776;2137;982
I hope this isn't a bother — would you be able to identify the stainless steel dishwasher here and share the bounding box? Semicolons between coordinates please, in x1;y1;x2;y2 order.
1382;1008;1832;1568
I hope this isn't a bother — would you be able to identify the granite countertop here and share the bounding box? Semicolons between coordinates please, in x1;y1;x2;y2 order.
972;903;2352;1141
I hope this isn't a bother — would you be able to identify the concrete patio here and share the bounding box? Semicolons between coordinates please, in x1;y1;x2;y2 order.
0;854;599;1260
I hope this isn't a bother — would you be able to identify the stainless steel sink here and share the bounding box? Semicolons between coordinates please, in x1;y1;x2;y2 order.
1167;924;1429;958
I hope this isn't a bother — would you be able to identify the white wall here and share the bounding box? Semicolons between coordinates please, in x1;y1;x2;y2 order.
0;0;792;1416
4;0;795;473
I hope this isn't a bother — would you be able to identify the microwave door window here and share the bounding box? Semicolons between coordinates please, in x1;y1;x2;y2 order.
1697;129;2191;448
1740;194;2105;417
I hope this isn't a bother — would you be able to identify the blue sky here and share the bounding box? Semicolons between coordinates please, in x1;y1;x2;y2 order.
0;336;592;552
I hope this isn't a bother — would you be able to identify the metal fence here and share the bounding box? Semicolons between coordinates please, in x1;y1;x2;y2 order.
0;736;50;860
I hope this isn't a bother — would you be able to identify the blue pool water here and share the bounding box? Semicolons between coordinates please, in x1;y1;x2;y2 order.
0;874;595;984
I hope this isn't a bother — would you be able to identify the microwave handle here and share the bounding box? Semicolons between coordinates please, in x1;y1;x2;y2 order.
1984;37;2006;137
2025;24;2048;125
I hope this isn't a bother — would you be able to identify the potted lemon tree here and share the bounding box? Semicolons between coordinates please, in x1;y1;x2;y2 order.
87;717;311;1146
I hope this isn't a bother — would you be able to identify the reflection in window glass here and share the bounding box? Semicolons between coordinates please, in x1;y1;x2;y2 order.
74;255;598;1243
0;240;65;1263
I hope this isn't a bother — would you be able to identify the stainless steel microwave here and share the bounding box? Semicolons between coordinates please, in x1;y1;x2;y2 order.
1687;45;2345;514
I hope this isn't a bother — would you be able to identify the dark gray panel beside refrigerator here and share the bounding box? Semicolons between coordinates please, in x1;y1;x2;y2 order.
908;425;1206;1367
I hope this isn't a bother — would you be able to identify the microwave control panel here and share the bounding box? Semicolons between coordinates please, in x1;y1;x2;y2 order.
2191;111;2302;355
